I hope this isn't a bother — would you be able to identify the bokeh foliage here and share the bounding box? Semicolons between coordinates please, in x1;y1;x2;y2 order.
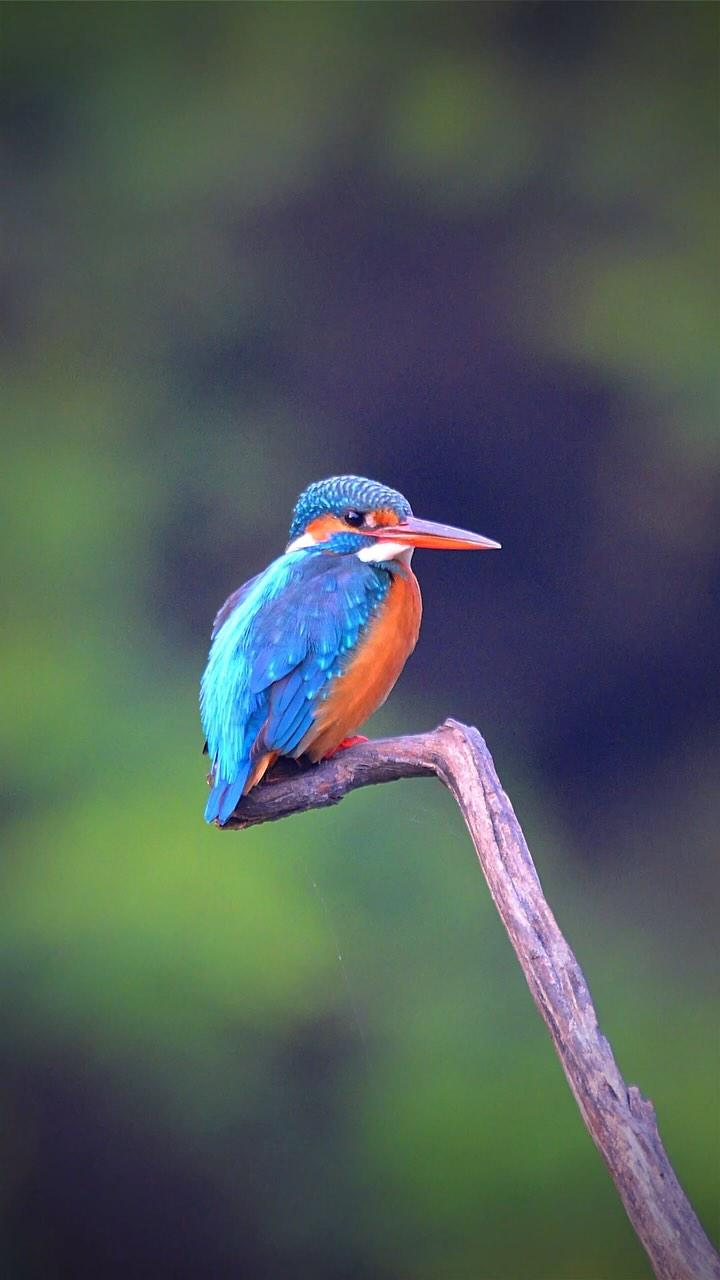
1;4;717;1277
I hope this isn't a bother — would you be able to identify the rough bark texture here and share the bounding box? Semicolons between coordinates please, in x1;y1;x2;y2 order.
223;719;719;1280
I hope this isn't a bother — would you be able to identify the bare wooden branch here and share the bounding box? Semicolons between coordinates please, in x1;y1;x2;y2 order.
223;719;719;1280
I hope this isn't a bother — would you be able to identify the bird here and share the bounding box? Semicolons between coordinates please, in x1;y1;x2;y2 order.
200;475;500;825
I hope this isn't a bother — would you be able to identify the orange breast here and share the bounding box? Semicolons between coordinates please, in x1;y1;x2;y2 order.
301;564;422;761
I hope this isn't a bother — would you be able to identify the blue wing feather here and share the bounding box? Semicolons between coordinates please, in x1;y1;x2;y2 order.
211;573;263;640
200;548;389;823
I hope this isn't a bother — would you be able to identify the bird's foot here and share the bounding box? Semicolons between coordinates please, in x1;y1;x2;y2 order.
322;735;369;760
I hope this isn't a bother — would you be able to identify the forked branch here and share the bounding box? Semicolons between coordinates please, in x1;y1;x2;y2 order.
224;719;719;1280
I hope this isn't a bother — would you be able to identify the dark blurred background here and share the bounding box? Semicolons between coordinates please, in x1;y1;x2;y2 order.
1;4;718;1277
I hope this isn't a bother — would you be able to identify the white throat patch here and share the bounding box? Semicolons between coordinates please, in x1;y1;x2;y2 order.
357;541;414;565
286;531;413;565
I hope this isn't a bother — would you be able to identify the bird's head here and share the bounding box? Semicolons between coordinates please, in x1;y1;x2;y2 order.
287;475;500;561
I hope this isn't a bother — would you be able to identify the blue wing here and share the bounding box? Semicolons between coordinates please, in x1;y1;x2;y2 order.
200;548;389;824
210;572;264;640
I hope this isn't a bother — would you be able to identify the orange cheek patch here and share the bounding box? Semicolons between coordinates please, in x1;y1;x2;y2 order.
368;507;401;528
306;514;350;541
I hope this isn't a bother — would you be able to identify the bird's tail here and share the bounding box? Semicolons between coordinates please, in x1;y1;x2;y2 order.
204;761;252;826
205;750;279;826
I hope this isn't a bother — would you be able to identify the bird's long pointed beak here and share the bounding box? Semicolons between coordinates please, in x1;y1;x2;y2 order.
368;516;501;551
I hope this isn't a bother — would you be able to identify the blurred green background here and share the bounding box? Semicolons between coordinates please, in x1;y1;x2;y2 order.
1;4;718;1277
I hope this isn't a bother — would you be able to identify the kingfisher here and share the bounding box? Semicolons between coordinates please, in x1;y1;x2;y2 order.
201;475;500;825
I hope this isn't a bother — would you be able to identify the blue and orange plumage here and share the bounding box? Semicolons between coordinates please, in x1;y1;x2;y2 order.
201;476;499;825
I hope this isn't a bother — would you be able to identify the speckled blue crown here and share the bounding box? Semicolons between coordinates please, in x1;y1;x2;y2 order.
289;475;412;538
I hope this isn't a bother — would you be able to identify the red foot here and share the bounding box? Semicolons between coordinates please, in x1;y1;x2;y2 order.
322;735;369;760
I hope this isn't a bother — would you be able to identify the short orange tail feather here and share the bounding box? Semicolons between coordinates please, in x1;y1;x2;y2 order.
244;750;278;793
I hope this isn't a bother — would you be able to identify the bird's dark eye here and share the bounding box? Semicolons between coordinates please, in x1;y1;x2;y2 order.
343;509;365;527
